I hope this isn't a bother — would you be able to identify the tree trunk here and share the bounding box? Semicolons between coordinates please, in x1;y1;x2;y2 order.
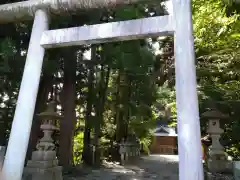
116;71;129;143
59;49;77;168
0;90;14;146
0;119;5;146
82;60;95;165
26;74;53;161
93;65;110;166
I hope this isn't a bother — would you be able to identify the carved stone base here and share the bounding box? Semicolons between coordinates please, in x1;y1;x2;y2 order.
26;159;59;168
23;160;63;180
208;149;227;160
207;149;233;173
207;159;233;173
32;150;56;161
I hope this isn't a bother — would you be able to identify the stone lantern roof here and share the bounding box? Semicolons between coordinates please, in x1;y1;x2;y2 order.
202;108;229;120
37;101;63;120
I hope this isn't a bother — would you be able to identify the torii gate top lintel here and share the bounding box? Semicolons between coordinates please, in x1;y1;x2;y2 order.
0;0;165;23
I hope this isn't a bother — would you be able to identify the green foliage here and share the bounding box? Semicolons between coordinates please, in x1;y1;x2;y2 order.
193;0;240;158
140;138;151;155
73;132;84;165
193;0;240;55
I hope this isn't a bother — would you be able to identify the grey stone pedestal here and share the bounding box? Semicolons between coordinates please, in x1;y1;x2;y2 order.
24;160;62;180
207;158;233;173
234;161;240;180
23;102;63;180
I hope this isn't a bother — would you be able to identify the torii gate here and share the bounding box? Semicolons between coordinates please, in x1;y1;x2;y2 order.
0;0;203;180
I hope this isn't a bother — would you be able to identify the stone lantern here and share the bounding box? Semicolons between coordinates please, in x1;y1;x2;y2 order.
202;108;232;173
24;101;63;180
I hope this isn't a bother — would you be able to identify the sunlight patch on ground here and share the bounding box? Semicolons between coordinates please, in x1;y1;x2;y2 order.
142;154;179;162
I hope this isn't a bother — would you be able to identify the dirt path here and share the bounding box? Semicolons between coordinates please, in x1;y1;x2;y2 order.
64;155;179;180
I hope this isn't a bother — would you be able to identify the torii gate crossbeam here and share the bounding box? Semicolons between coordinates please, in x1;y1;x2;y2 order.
0;1;204;180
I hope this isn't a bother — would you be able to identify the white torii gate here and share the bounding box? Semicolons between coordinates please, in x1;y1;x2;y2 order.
0;0;203;180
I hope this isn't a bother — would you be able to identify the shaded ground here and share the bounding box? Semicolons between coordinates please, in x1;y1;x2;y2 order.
64;155;179;180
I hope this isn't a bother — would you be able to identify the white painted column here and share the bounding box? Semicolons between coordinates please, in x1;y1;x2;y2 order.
172;0;204;180
1;9;49;180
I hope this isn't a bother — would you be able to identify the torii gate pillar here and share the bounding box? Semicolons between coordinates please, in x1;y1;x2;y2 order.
172;1;204;180
1;9;49;180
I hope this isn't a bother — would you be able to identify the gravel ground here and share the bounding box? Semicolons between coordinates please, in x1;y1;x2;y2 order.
64;155;178;180
205;172;234;180
64;155;233;180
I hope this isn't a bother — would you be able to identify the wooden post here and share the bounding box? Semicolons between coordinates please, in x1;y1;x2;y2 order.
119;141;125;165
172;0;204;180
0;146;6;169
92;145;96;165
1;9;49;180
